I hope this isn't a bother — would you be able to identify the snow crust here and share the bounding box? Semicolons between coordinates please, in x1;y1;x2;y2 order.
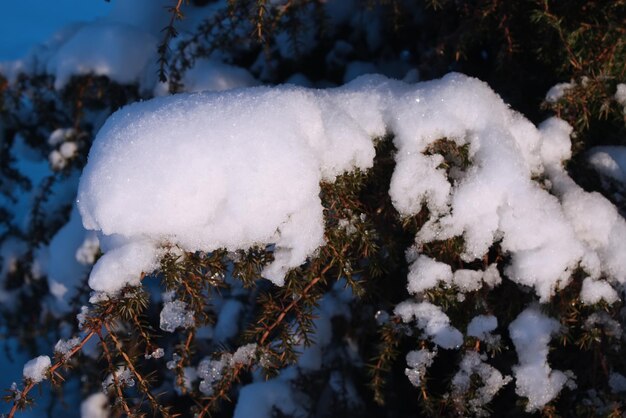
509;308;571;412
22;356;51;383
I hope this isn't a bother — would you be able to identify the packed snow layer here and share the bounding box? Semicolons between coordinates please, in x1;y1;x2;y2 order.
78;73;626;297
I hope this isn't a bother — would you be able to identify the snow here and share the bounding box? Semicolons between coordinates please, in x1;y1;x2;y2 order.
45;205;95;311
450;351;511;416
467;315;498;340
160;298;195;332
233;378;304;418
406;255;452;294
231;344;258;365
545;82;574;103
580;277;619;305
76;73;626;301
197;355;230;396
615;83;626;113
54;337;82;358
179;59;259;93
584;312;622;339
394;301;463;349
102;367;134;391
80;393;109;418
587;146;626;184
23;356;51;383
145;348;165;360
404;348;436;387
407;255;500;294
508;308;571;412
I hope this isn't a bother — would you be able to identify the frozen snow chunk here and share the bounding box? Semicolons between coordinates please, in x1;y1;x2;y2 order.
197;354;232;396
87;240;162;296
539;117;573;167
80;393;109;418
407;256;495;294
509;307;571;412
404;348;436;387
467;315;498;341
394;301;463;349
144;348;165;360
160;300;195;332
406;255;453;294
545;82;574;103
481;264;502;287
231;343;257;366
452;269;484;293
580;277;619;305
23;355;51;383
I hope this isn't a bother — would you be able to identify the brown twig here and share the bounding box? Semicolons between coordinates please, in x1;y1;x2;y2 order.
7;330;97;418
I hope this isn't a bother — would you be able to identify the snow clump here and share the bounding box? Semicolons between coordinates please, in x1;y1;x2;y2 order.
404;348;436;387
54;336;82;359
80;392;109;418
394;301;463;349
545;82;574;103
76;73;626;301
450;351;511;416
467;315;498;342
160;296;195;333
22;355;51;383
508;307;573;412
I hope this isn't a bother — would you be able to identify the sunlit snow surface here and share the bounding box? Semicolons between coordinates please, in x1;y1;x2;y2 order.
78;73;626;303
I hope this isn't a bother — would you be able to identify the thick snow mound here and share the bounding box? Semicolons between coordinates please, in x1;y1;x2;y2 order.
77;73;626;297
